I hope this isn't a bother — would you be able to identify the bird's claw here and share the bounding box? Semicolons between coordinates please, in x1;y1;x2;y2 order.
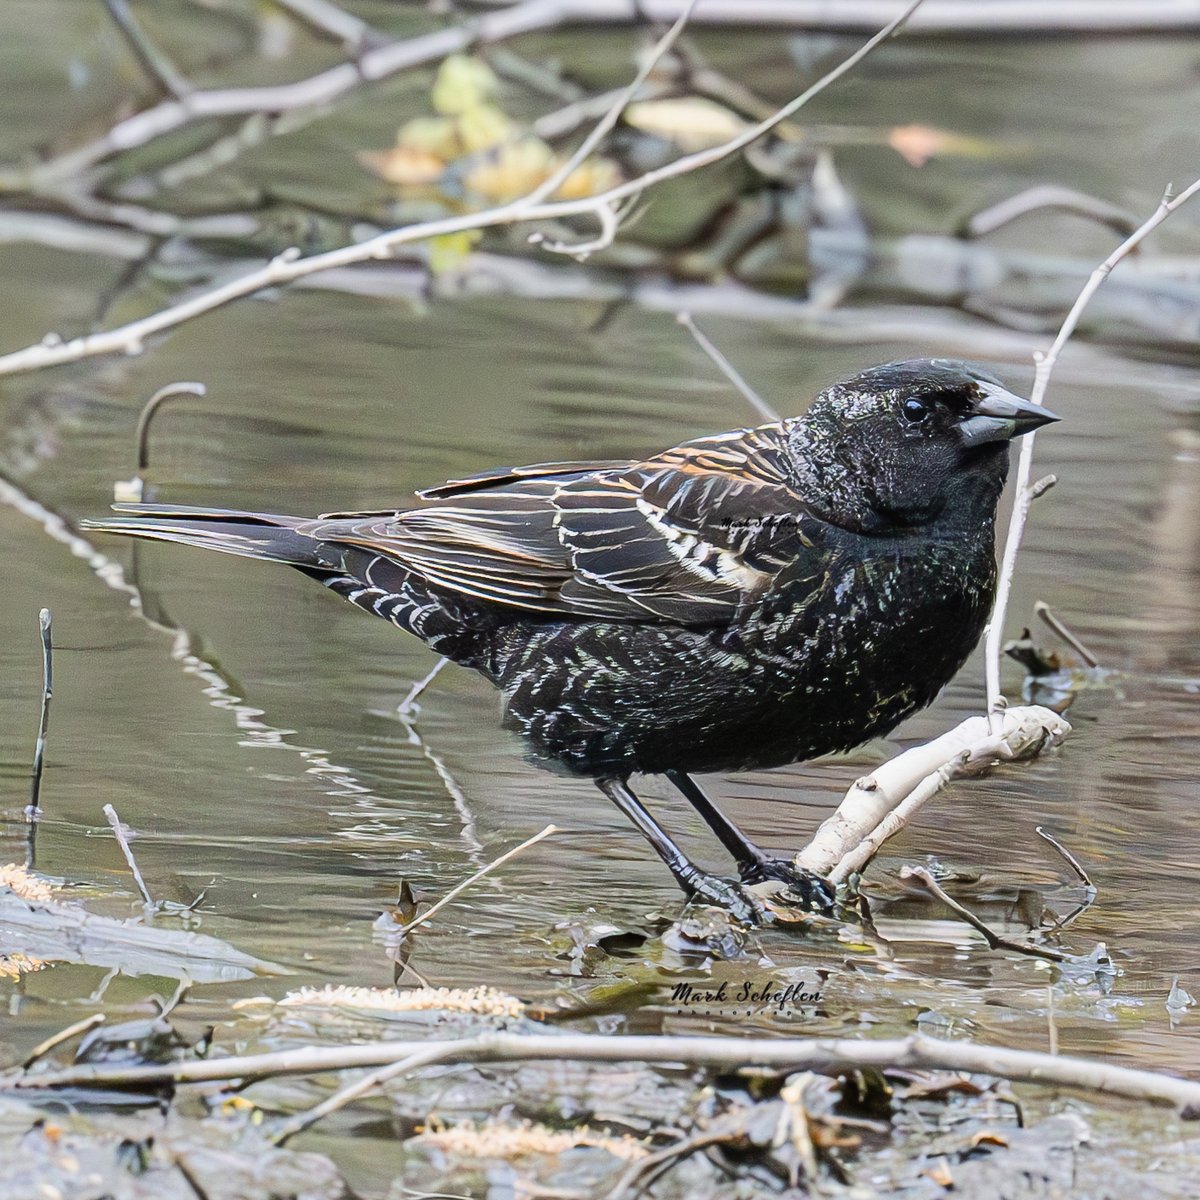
685;872;769;926
739;856;836;912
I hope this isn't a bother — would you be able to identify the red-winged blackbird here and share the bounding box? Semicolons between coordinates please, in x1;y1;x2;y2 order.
85;359;1058;923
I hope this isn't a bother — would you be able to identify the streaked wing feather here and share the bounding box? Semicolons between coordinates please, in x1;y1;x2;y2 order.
300;424;813;624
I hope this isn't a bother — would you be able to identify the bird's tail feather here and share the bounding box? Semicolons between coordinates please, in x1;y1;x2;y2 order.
81;503;322;569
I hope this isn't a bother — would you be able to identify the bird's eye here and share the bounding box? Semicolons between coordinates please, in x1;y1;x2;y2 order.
902;398;931;423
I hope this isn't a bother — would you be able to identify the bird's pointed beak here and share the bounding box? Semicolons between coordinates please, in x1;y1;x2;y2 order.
959;382;1061;448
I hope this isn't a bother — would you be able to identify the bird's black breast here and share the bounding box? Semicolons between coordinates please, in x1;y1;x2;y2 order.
483;528;997;778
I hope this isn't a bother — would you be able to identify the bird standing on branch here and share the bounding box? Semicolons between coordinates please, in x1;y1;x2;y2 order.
86;359;1058;924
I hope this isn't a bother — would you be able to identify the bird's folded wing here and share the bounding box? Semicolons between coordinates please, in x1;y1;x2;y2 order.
299;425;813;624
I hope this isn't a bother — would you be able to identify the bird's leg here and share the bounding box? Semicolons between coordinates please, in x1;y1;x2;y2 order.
665;770;835;911
596;777;765;925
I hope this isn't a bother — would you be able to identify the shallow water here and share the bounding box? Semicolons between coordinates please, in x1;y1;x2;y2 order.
0;4;1198;1187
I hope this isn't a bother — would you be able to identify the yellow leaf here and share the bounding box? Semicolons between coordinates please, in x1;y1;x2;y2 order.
457;104;515;154
428;229;483;274
431;54;498;117
464;138;554;203
396;115;461;159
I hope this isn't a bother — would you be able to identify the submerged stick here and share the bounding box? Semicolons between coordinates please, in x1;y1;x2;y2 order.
394;824;559;937
25;609;53;866
14;1029;1200;1117
115;381;207;503
270;1043;459;1145
1035;600;1100;668
21;1013;105;1068
102;803;156;909
900;865;1069;963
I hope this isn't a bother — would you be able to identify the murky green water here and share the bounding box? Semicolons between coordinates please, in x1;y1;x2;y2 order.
1;4;1198;1189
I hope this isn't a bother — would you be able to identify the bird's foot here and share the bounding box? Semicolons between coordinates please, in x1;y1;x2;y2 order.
739;856;836;912
682;870;769;926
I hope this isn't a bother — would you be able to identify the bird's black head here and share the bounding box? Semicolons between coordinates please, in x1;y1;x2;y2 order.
787;358;1059;534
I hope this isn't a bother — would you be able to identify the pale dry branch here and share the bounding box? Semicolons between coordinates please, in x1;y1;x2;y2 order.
269;1043;462;1145
793;706;1070;881
14;1029;1200;1116
1034;599;1100;668
983;176;1200;731
465;1;1200;34
0;0;925;376
268;0;381;52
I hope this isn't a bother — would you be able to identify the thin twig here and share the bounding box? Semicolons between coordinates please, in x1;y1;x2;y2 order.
397;656;451;717
983;176;1200;731
900;865;1069;963
395;824;559;937
25;608;53;846
1035;825;1095;891
527;0;699;206
15;1029;1200;1116
102;0;192;99
269;0;380;52
269;1043;461;1145
453;1;1200;33
114;380;208;503
677;312;777;422
0;0;926;376
609;1129;735;1200
137;382;207;473
21;1013;105;1068
102;803;156;909
1034;600;1100;668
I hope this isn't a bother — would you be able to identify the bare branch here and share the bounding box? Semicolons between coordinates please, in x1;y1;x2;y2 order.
1034;600;1099;668
463;1;1200;34
102;0;192;100
103;803;156;909
983;176;1200;731
268;0;381;52
14;1029;1200;1116
1035;825;1095;891
0;0;925;376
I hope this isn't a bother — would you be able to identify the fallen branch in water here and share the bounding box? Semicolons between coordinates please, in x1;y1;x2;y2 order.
793;705;1069;881
900;865;1071;963
0;0;925;376
12;1029;1200;1117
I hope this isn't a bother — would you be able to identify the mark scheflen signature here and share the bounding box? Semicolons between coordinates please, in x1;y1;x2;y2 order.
670;978;822;1015
719;514;806;534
